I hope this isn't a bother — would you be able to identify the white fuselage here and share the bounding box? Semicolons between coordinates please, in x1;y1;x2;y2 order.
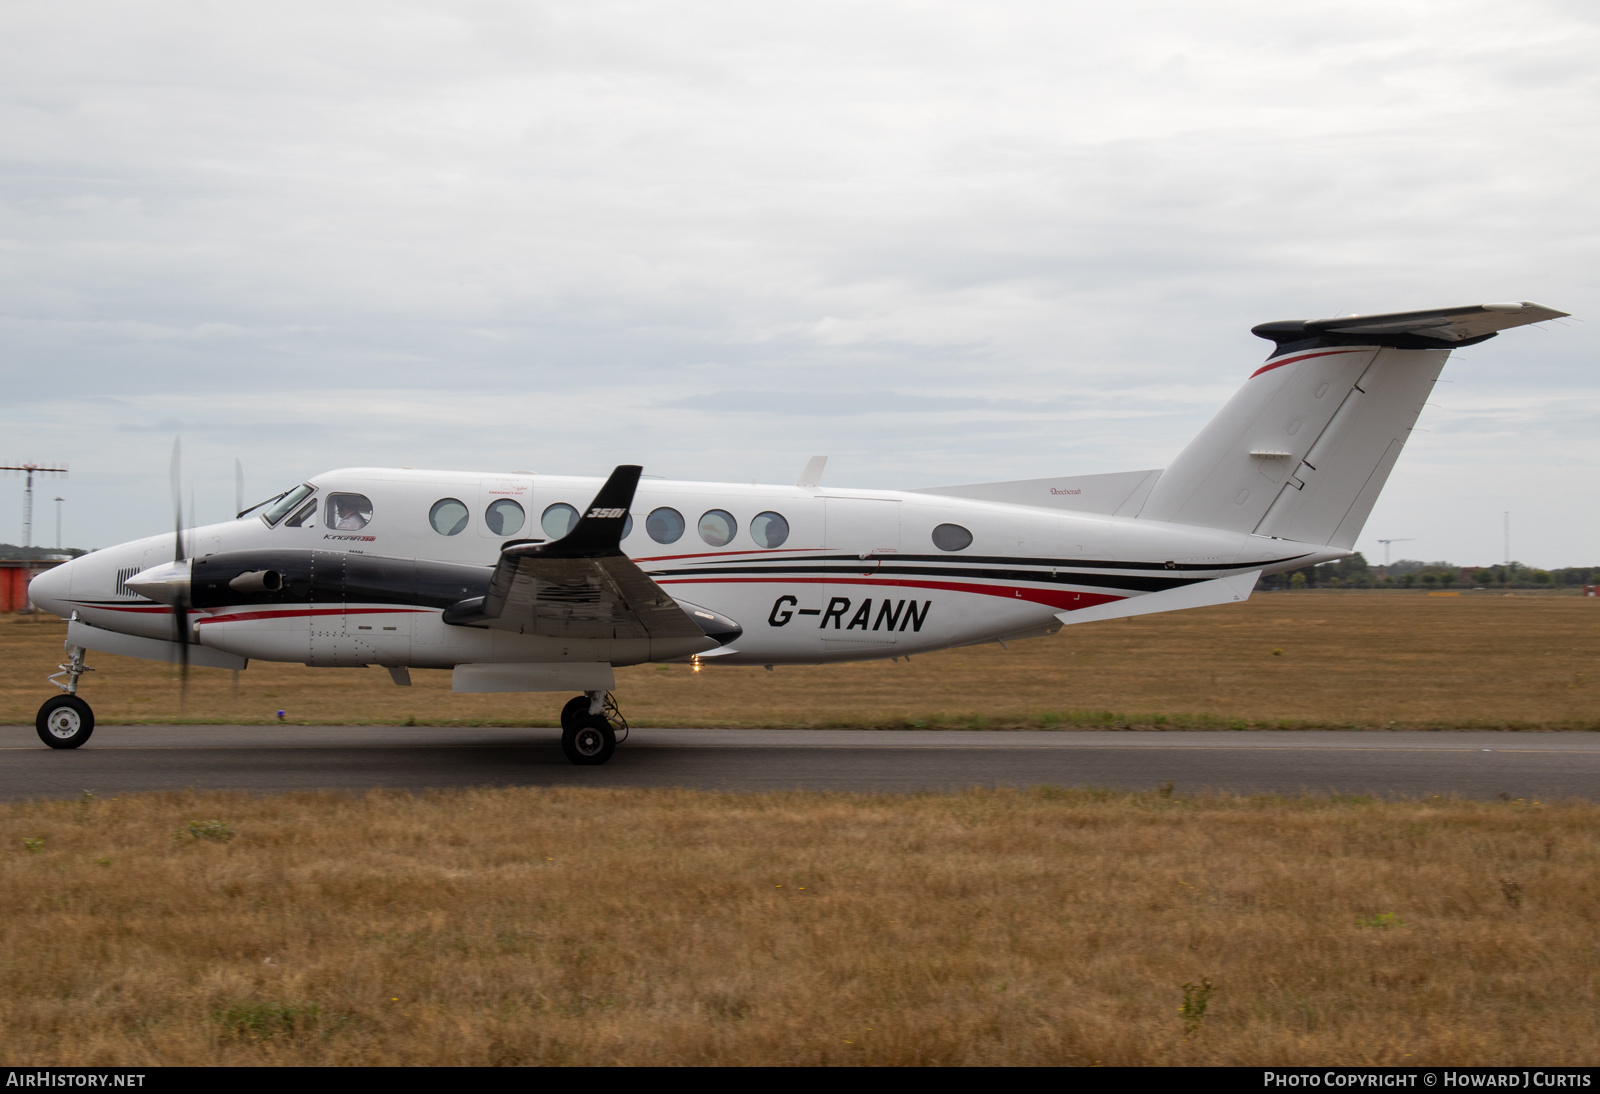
30;467;1336;671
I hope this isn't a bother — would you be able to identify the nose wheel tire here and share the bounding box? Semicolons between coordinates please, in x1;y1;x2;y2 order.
36;695;95;749
561;716;616;766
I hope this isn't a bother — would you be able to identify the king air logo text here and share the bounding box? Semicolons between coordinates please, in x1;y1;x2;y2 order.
768;595;931;632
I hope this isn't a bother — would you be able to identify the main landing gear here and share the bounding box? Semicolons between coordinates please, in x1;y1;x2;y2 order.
38;638;95;749
558;691;629;766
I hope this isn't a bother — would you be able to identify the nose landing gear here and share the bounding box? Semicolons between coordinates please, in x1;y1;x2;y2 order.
558;690;629;766
38;637;95;749
38;695;94;749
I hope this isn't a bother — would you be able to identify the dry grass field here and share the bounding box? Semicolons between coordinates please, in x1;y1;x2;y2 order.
3;592;1596;730
2;785;1595;1066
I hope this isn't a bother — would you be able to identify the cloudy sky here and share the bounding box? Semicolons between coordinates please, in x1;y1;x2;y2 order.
1;0;1595;565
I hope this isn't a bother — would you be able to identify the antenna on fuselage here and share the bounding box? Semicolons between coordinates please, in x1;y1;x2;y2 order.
796;456;827;489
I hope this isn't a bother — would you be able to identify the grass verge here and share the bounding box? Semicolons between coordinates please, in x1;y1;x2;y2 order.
2;785;1596;1065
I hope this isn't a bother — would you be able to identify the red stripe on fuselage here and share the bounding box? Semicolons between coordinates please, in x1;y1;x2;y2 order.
654;575;1127;613
1249;347;1367;379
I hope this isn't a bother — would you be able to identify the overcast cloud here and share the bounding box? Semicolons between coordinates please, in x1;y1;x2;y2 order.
1;0;1595;565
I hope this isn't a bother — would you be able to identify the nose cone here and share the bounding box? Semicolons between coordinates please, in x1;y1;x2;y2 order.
27;562;71;616
125;561;192;606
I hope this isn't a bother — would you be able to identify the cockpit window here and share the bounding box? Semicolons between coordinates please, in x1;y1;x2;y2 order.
284;498;319;528
325;493;373;531
260;484;315;527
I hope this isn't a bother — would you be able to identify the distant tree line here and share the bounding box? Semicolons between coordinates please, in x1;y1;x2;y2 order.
1256;553;1598;591
0;544;87;561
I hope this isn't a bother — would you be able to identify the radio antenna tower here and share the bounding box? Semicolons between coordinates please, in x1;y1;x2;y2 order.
2;463;69;552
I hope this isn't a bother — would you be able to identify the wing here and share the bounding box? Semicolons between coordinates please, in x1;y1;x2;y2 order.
441;465;733;643
469;551;712;640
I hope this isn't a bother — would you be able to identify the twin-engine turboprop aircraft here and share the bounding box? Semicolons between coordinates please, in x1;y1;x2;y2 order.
28;301;1568;763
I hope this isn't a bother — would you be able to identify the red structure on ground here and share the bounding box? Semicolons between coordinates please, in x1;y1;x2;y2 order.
0;560;65;613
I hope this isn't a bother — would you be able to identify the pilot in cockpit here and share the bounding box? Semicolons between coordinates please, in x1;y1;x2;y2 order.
333;497;369;530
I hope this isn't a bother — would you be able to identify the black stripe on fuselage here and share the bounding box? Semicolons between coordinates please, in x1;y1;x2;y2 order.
684;551;1311;572
644;563;1208;593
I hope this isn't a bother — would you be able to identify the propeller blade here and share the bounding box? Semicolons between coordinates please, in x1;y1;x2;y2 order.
170;437;185;565
169;436;189;707
173;597;189;708
235;458;244;519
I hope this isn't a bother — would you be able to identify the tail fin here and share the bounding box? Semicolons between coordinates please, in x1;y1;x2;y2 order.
1137;302;1567;548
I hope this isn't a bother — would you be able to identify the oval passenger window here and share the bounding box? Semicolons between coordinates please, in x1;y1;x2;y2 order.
541;503;580;539
622;514;634;540
750;511;789;549
430;498;469;536
932;523;973;551
485;498;525;537
646;507;685;544
698;509;737;547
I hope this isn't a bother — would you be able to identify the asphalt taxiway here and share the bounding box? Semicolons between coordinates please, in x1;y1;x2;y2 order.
2;725;1596;801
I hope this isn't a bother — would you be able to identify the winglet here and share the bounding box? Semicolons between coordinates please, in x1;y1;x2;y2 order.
797;455;827;488
528;464;642;558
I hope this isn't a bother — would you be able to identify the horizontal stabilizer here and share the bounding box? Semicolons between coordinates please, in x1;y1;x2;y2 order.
1254;301;1568;351
1054;570;1258;626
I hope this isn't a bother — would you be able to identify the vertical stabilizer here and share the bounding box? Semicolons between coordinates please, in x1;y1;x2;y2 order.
1137;302;1567;548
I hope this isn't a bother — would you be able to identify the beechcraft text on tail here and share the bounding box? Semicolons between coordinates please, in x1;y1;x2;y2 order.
28;301;1569;763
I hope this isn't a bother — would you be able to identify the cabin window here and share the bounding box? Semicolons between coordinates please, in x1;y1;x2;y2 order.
542;503;580;539
646;507;684;544
485;498;526;537
430;498;469;536
260;484;314;527
698;509;737;547
622;514;634;540
283;498;319;528
750;511;790;549
932;523;973;551
325;493;373;531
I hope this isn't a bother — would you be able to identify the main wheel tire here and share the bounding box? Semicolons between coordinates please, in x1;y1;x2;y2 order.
559;695;590;732
36;695;94;749
561;715;616;766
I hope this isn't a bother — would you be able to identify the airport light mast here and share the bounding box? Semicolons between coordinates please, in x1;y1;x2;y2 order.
1375;537;1415;580
1;463;68;553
